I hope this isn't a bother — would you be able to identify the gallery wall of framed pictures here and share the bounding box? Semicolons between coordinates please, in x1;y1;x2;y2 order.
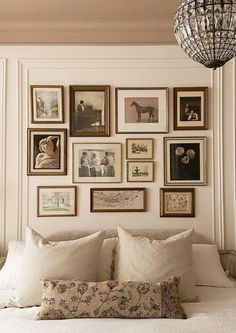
28;83;209;219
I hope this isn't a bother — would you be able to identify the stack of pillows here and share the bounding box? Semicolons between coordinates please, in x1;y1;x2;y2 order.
0;227;233;320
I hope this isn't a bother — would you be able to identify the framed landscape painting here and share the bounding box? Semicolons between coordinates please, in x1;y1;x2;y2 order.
31;85;64;124
70;85;110;137
127;161;154;182
160;188;195;217
37;186;77;217
164;137;206;185
126;138;153;160
73;143;121;183
90;188;146;212
174;87;208;130
116;87;168;133
27;128;67;175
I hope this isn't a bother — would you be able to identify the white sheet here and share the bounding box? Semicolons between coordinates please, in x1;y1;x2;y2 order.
1;286;236;333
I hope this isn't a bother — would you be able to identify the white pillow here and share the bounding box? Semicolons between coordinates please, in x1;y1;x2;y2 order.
12;227;103;307
193;244;234;287
0;241;25;290
97;238;118;281
115;227;198;302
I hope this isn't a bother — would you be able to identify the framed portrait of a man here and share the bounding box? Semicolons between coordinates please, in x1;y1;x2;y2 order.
27;128;67;175
173;87;208;130
69;85;110;137
73;143;121;183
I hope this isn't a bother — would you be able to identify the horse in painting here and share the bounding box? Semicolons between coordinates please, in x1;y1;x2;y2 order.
131;101;156;122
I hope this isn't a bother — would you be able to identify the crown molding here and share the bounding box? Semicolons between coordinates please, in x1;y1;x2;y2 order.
0;17;176;44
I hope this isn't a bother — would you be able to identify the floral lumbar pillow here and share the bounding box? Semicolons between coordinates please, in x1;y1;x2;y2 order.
37;276;186;320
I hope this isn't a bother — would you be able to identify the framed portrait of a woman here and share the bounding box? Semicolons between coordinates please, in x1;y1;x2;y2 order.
27;128;67;175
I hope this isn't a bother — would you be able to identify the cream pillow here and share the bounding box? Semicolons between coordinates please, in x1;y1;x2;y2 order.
12;227;103;307
115;227;198;302
97;238;118;281
193;244;234;287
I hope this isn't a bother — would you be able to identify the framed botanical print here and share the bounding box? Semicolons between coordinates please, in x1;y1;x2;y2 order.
73;143;121;183
174;87;208;130
127;161;154;182
37;186;77;217
160;188;195;217
28;128;67;175
126;138;153;160
30;85;64;124
90;188;146;212
70;85;110;137
116;87;168;133
164;137;206;185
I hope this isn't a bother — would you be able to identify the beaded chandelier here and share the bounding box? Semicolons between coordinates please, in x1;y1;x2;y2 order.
174;0;236;69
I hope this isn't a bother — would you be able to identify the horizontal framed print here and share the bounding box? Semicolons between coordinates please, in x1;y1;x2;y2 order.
28;128;67;175
127;161;154;182
115;87;168;133
174;87;208;130
70;85;110;137
73;143;121;183
90;188;146;212
160;188;195;217
164;137;206;185
30;85;64;124
37;186;77;217
126;138;153;160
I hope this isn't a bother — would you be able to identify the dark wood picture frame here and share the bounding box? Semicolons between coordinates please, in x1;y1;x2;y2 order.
30;85;64;124
115;87;168;134
27;128;67;175
90;187;147;212
69;85;110;137
174;87;208;130
37;185;77;217
127;161;154;182
126;138;154;160
160;188;195;217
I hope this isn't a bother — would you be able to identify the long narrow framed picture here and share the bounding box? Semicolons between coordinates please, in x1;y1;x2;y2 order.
160;188;195;217
70;85;110;137
90;188;146;212
164;137;206;185
73;143;121;183
31;85;64;124
126;138;154;160
127;161;154;182
28;128;67;175
174;87;208;130
116;87;168;133
37;186;77;217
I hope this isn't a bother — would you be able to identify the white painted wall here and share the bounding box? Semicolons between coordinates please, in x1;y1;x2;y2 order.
0;46;235;255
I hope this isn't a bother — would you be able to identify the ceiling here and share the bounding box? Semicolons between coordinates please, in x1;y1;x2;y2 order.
0;0;182;44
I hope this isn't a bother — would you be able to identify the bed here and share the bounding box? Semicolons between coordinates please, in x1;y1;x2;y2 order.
1;228;236;333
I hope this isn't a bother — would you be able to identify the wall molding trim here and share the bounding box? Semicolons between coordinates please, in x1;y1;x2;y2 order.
0;59;7;255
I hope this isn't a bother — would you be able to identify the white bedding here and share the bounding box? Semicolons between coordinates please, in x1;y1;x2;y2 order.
1;286;236;333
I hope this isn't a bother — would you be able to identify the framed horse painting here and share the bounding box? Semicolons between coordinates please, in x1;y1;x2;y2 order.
115;87;168;134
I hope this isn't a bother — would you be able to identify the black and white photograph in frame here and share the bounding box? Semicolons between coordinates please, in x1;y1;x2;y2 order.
73;143;121;183
31;85;64;124
164;137;206;185
174;87;208;130
27;128;67;175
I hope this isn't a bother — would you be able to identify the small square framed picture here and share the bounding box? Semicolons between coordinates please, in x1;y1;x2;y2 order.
70;85;110;137
116;87;168;133
164;137;206;186
160;188;195;217
127;161;154;182
126;138;154;160
37;186;77;217
73;143;122;183
28;128;67;175
90;188;146;212
174;87;208;130
31;85;64;124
